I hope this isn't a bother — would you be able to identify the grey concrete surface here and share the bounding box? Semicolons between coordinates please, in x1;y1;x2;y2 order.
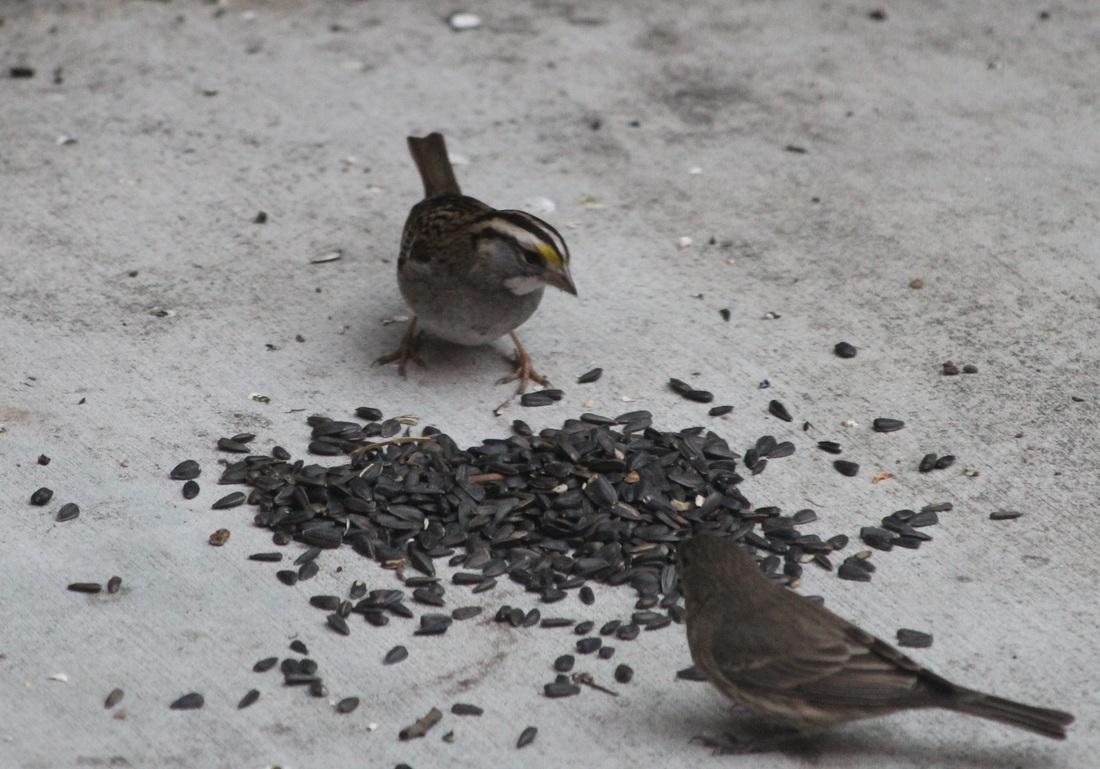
1;1;1098;767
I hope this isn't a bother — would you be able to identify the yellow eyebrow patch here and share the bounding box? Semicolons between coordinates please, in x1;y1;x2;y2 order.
537;242;563;269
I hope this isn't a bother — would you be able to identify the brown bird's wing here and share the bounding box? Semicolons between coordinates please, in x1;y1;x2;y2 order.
708;600;942;710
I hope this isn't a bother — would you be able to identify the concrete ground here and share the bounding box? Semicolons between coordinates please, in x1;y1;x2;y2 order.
1;1;1097;767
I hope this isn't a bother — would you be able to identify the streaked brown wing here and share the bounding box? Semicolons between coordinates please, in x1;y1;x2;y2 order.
709;609;932;708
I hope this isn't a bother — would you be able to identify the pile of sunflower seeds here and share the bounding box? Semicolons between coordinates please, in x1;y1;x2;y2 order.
199;409;862;613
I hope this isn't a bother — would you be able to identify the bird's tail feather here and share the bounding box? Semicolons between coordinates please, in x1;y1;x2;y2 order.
950;690;1074;740
407;133;460;198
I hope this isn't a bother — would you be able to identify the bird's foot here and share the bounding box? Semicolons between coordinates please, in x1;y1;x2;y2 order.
373;318;424;377
495;332;549;394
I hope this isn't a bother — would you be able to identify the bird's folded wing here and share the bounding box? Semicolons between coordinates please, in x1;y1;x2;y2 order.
711;621;930;708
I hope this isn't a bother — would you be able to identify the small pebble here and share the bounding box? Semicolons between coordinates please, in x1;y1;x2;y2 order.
833;341;857;359
208;528;231;546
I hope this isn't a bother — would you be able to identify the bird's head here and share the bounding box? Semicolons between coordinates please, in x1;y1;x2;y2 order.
470;210;576;297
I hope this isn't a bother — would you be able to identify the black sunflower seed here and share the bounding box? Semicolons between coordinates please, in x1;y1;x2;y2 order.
38;455;51;465
577;367;603;384
817;440;842;454
182;480;200;499
544;681;581;698
336;696;360;713
517;726;538;749
872;418;905;433
452;606;482;620
276;570;298;586
934;454;956;469
30;487;53;506
520;392;556;407
614;664;633;683
942;361;960;375
576;637;602;654
170;460;201;480
574;620;594;635
169;692;204;710
451;703;483;716
834;341;857;358
676;666;707;681
327;613;350;635
355;406;383;421
579;586;595;605
598;646;616;659
238;689;260;709
56;503;79;522
553;654;575;672
919;453;938;472
249;552;283;562
384;645;408;665
212;492;246;509
768;400;792;422
767;441;795;459
217;438;251;453
253;657;278;672
990;510;1023;521
708;405;733;417
896;629;933;648
833;460;859;477
67;582;101;594
415;613;452;635
289;640;308;655
540;617;574;628
105;688;124;708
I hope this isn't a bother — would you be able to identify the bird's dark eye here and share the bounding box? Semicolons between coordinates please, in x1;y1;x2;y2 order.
522;251;541;266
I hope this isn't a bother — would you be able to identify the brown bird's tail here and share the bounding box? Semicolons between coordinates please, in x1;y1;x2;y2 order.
407;133;461;198
949;689;1074;740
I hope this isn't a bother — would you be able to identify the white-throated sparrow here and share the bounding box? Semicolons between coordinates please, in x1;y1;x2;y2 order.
375;133;576;403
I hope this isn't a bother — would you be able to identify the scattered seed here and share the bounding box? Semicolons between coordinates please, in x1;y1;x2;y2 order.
896;629;933;648
253;657;278;672
872;418;905;433
276;570;298;586
104;688;124;708
209;528;231;546
238;689;260;709
990;510;1023;521
169;460;201;480
182;480;200;499
577;368;603;384
614;664;633;683
56;503;80;522
38;455;51;465
169;693;204;710
768;400;792;422
919;453;938;472
67;582;101;594
452;606;482;620
576;637;602;654
217;438;251;453
963;364;978;374
708;405;733;417
517;726;538;749
30;487;53;506
554;654;575;672
106;576;122;594
327;613;350;635
384;645;409;665
817;440;842;454
934;454;956;470
544;681;581;698
942;361;960;376
249;552;282;562
833;460;860;477
676;666;707;681
451;703;483;716
336;696;360;714
212;492;246;510
834;342;857;358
